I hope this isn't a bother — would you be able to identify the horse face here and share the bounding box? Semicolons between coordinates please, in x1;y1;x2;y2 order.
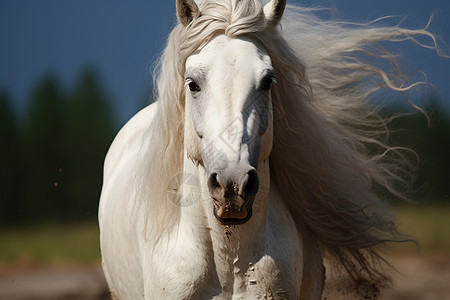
184;35;274;225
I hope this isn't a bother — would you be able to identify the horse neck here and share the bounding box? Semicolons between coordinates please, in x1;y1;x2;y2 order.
181;146;271;263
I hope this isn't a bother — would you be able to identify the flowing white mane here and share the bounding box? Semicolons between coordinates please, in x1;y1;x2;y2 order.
135;0;441;295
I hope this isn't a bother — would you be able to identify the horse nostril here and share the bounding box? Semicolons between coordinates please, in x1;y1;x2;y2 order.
207;173;223;196
243;169;259;196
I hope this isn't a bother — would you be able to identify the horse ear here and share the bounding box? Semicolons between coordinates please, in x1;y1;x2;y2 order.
176;0;200;27
263;0;286;28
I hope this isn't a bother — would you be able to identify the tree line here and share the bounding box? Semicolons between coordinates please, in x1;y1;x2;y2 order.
1;68;118;226
382;101;450;203
1;69;449;226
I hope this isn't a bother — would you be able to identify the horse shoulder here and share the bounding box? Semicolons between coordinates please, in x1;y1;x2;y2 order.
103;104;157;182
99;103;157;219
265;186;325;299
99;103;158;299
261;187;304;298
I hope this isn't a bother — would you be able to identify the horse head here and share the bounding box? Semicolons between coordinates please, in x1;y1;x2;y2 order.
177;0;286;225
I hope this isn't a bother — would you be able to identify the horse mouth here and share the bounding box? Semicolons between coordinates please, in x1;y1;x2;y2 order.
213;206;253;225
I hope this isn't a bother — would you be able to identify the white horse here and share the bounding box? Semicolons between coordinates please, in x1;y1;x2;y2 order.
99;0;441;299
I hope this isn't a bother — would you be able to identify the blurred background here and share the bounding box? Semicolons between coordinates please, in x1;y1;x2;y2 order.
1;1;449;299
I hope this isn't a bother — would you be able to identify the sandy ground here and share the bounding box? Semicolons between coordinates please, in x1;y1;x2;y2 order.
324;255;450;300
0;255;449;299
0;266;111;300
382;255;450;300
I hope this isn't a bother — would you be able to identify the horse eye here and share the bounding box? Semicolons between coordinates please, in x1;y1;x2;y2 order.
186;79;201;93
261;76;275;91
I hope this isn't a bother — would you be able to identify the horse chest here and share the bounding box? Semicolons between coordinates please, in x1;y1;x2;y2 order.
145;237;301;300
198;251;299;300
207;228;302;299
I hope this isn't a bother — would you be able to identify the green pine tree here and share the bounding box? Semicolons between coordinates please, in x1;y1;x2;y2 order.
22;75;67;223
0;92;24;225
63;67;116;221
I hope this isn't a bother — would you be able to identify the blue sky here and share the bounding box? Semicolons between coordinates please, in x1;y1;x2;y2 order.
1;0;449;126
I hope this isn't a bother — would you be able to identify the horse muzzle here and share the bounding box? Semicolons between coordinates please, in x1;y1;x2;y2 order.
207;167;259;226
